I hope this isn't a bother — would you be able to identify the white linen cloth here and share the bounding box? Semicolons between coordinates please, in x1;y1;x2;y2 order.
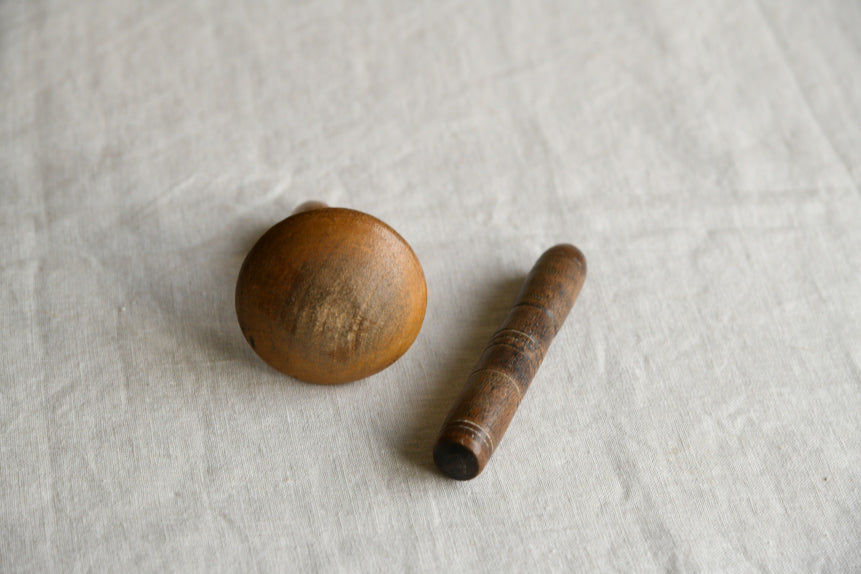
2;1;859;571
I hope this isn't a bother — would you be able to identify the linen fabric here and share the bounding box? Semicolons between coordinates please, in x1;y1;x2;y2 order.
2;1;860;571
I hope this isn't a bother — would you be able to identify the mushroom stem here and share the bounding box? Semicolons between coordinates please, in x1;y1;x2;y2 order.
292;200;329;214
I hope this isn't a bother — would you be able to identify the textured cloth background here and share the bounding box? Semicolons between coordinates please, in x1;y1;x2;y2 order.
2;1;860;572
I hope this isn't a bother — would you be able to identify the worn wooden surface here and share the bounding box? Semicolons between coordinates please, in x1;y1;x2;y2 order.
434;244;587;479
235;207;427;384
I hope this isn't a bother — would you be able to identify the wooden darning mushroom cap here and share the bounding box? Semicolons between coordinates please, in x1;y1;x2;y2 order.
235;203;427;384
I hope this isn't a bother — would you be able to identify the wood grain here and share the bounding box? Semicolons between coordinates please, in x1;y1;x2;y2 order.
433;244;586;479
235;207;427;384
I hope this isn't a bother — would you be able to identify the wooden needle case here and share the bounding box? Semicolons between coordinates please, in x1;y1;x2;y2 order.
434;244;587;480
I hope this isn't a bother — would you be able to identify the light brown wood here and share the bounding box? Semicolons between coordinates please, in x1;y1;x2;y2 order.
235;204;427;384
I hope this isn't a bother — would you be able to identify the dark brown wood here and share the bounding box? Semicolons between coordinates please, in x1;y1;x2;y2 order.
235;203;427;384
433;244;586;479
